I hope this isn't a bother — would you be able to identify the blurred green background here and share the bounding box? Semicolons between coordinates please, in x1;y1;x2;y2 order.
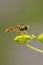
0;0;43;65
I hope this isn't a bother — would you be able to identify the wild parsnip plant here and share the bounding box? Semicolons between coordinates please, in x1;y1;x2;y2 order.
14;34;43;53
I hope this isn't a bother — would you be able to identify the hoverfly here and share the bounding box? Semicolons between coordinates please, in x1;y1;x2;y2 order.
5;24;29;34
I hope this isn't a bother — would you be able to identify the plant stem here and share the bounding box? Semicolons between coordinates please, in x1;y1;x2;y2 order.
25;43;43;53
